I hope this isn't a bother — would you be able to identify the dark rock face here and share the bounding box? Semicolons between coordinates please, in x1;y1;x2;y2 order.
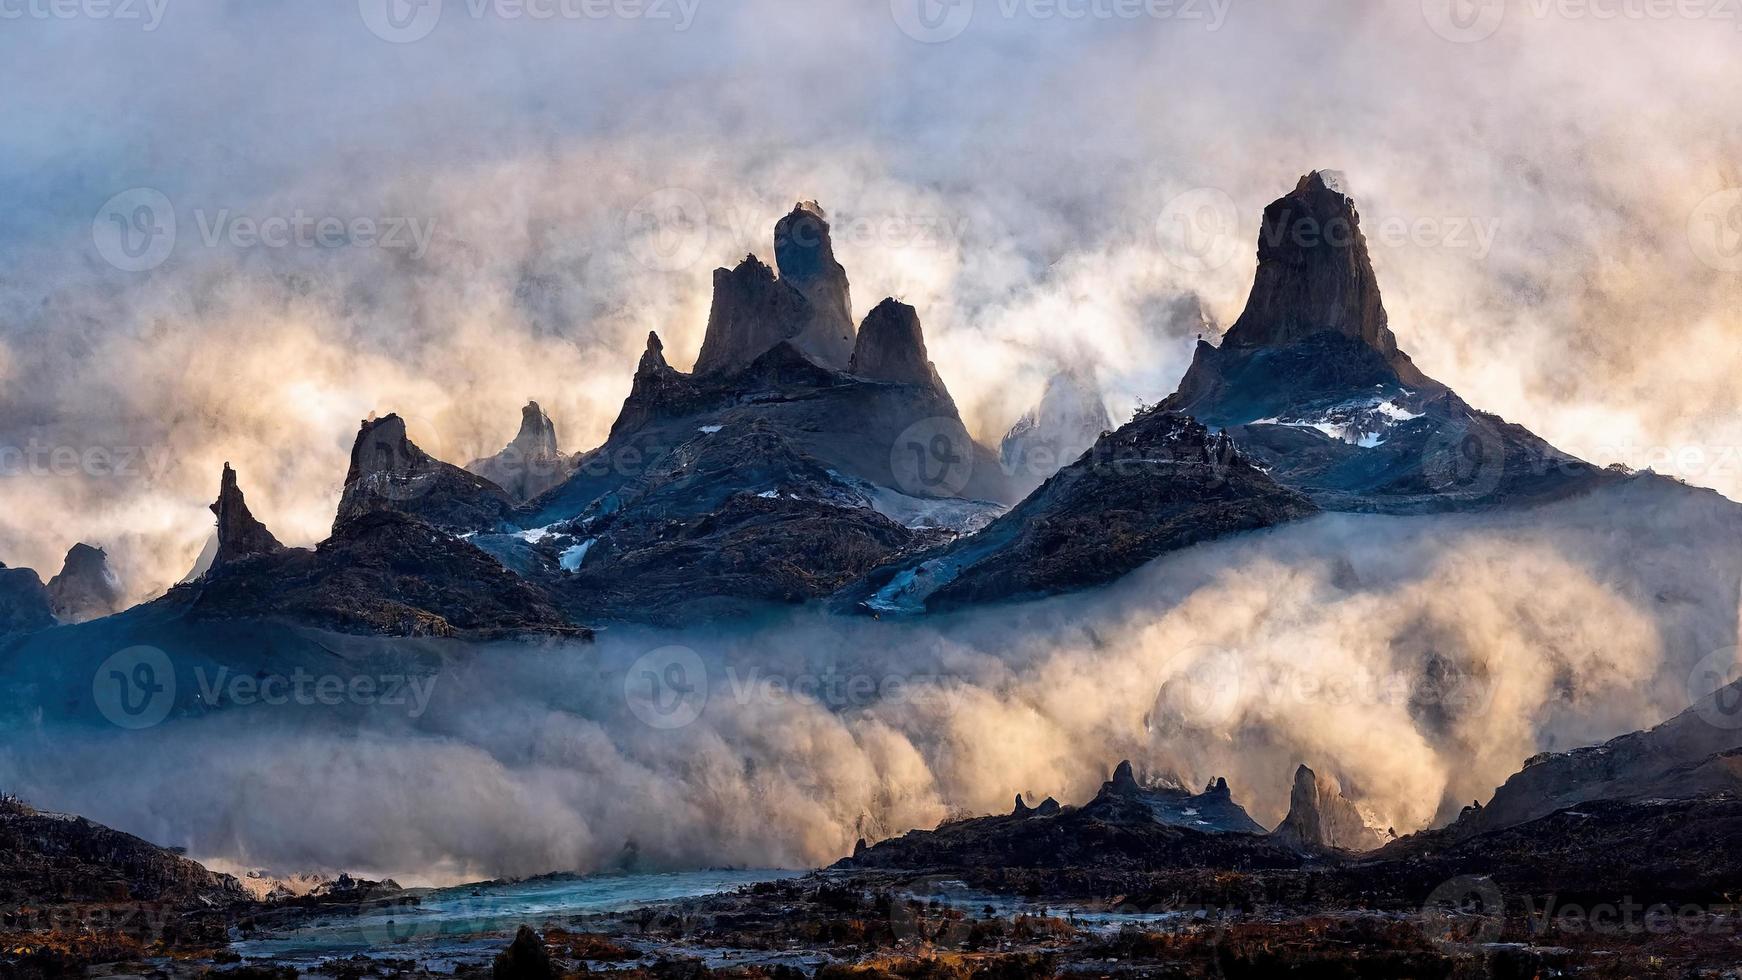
529;205;1014;532
0;794;243;907
335;414;519;534
45;543;124;623
209;463;283;570
1270;764;1387;852
1163;171;1612;514
849;299;950;400
178;511;581;638
467;401;577;501
528;334;1012;528
849;409;1317;613
538;421;935;623
492;925;555;980
1000;368;1112;495
692;254;811;377
842;758;1297;873
0;561;56;636
1445;677;1742;838
774;201;856;370
1221;171;1416;376
1080;759;1268;835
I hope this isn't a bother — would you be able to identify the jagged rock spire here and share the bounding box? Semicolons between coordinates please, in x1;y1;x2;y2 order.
1270;764;1387;853
692;202;859;376
1222;170;1401;359
849;298;952;402
336;414;517;533
209;463;282;570
509;402;560;460
1108;759;1141;793
774;201;855;369
637;330;671;377
343;414;424;489
45;543;124;624
693;254;809;377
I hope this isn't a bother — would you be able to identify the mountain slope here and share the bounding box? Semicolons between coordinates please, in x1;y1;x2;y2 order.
846;409;1316;613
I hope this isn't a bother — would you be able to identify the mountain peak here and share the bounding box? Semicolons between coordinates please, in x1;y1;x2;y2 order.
337;414;516;532
510;401;560;460
209;462;282;569
773;201;855;370
1220;169;1399;359
639;330;668;373
46;542;124;624
848;298;951;403
1270;763;1388;852
692;254;809;376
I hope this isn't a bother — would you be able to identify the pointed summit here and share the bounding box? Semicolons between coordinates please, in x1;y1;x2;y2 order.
637;330;670;377
510;402;560;460
1270;764;1387;852
1000;367;1112;493
849;298;953;405
46;543;124;623
338;414;517;533
209;463;282;570
1220;169;1400;360
693;254;809;376
467;402;575;501
774;201;855;369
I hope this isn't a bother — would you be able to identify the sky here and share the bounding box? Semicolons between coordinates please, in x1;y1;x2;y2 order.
1;0;1740;598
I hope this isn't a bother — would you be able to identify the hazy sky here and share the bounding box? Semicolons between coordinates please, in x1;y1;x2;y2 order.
1;0;1739;596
